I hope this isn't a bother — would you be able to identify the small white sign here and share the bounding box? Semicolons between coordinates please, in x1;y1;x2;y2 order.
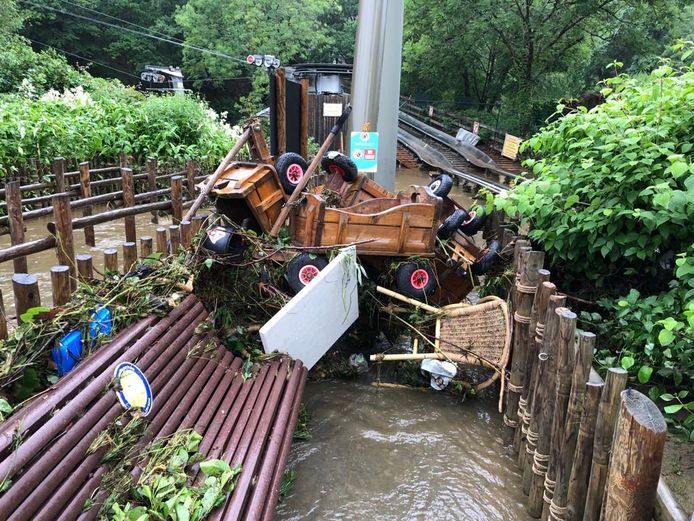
323;103;343;117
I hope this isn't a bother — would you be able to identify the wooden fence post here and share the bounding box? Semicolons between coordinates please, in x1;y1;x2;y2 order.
119;152;128;169
156;227;168;255
0;290;7;340
171;176;183;224
505;250;545;447
300;78;309;159
185;160;196;198
140;236;153;258
541;308;577;520
79;162;96;246
76;254;93;280
104;248;118;273
523;290;566;494
169;225;181;254
583;367;628;520
517;270;552;463
52;157;65;193
567;381;604;520
12;274;41;324
147;157;159;224
524;295;566;508
601;390;666;521
52;194;76;291
180;220;192;248
276;67;286;155
50;265;71;306
548;332;595;520
123;242;137;272
191;215;206;236
121;167;136;243
6;181;28;274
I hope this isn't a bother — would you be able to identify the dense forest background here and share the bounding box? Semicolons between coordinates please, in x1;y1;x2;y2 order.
2;0;692;133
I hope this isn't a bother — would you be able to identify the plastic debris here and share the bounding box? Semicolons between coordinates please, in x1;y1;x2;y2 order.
421;359;458;390
349;353;368;374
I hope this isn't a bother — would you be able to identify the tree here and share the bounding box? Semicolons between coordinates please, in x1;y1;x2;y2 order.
19;0;184;85
176;0;343;114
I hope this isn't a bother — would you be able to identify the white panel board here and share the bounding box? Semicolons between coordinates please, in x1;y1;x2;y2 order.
260;247;359;369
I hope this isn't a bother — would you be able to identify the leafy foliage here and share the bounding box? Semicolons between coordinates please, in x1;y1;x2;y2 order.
402;0;689;133
105;430;241;520
0;75;234;175
582;247;694;439
496;49;694;287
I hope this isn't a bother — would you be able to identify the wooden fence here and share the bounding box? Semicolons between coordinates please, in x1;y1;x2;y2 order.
501;233;687;521
0;155;210;336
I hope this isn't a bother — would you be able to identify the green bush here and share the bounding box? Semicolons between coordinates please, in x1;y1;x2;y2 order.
0;38;235;176
496;49;694;287
581;246;694;439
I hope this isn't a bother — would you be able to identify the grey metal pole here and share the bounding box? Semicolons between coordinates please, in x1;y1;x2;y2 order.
349;0;404;191
350;1;384;140
376;0;404;191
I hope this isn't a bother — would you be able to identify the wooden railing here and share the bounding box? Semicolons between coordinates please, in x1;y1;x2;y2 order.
497;228;686;521
0;156;210;336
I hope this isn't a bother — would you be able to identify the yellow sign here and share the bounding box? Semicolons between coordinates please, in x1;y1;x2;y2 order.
502;134;523;160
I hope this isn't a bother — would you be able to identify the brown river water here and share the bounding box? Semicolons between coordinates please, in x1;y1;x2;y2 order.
276;381;530;521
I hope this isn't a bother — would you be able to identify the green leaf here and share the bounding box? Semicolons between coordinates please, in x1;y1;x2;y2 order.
669;161;689;178
664;404;683;414
203;258;214;270
660;393;675;402
199;459;231;477
0;399;12;414
637;366;653;384
658;329;675;346
621;356;635;370
19;306;51;323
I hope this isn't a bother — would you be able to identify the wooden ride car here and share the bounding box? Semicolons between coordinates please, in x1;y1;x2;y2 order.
206;161;285;234
288;185;442;257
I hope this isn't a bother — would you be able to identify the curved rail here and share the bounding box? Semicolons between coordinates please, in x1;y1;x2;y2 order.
397;128;507;194
398;111;518;179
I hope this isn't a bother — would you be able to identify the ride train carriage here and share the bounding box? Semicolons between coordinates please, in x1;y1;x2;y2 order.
202;150;500;304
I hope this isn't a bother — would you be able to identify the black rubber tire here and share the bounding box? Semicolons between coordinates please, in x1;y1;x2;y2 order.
321;152;358;183
286;253;329;294
275;152;309;194
471;240;500;275
437;209;469;239
428;174;453;197
459;207;487;236
395;262;437;299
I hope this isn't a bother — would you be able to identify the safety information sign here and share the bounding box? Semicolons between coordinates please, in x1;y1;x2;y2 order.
350;132;379;173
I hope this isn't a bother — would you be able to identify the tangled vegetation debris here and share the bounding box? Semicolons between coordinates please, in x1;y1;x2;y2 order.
0;252;195;407
98;429;241;520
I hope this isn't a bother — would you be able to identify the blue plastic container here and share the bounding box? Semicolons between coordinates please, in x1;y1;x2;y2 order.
89;306;112;344
51;330;83;376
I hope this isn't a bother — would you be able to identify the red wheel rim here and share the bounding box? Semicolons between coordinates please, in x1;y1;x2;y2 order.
328;165;346;179
298;264;320;285
462;210;476;226
286;164;304;184
410;268;429;290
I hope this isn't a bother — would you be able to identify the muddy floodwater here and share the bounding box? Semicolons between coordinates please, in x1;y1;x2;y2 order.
277;381;530;521
396;167;475;208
